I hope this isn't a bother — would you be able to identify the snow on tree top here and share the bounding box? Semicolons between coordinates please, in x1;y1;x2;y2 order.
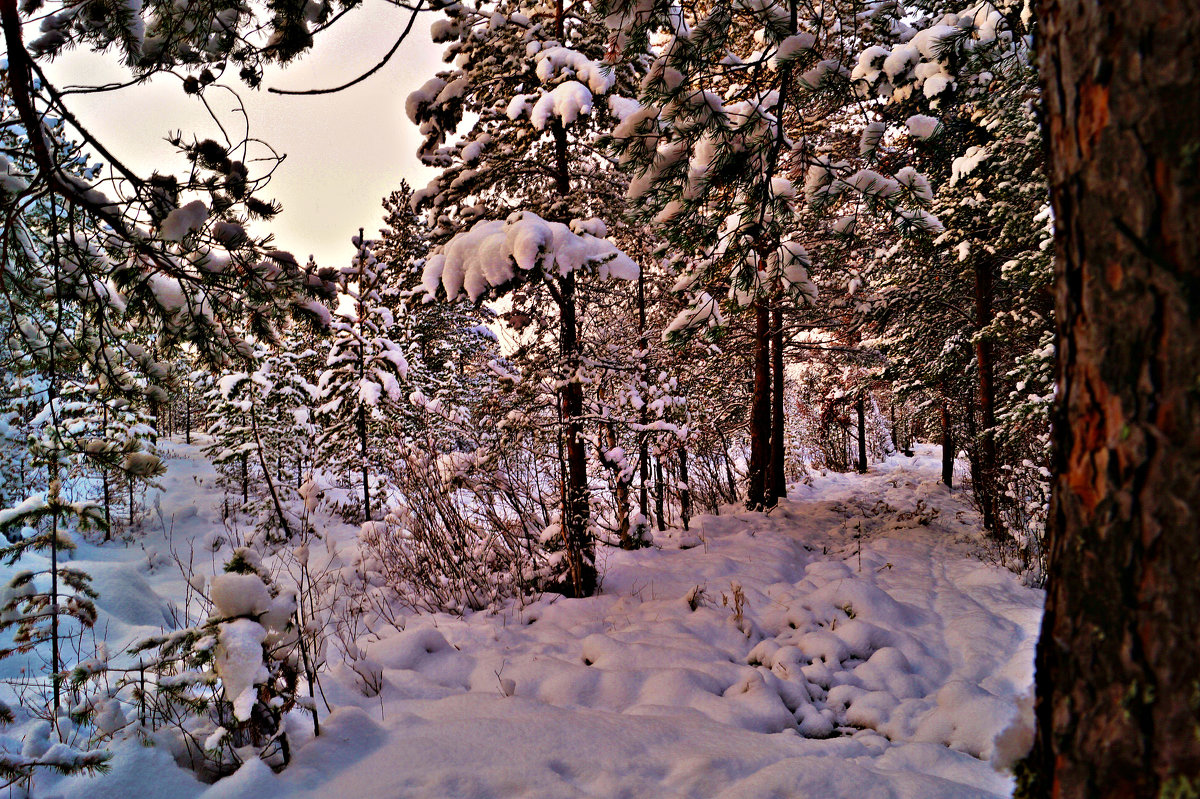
535;46;616;95
530;82;595;129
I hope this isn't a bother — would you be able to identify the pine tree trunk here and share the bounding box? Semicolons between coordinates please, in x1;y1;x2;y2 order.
770;302;786;502
941;402;954;490
747;300;772;510
546;14;595;592
600;408;632;548
637;259;650;533
719;428;739;503
974;256;999;532
654;458;666;532
678;447;691;532
856;396;868;474
357;405;371;522
558;276;595;597
1020;1;1200;795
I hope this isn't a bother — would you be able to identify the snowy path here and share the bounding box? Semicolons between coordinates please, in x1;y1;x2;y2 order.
41;444;1042;799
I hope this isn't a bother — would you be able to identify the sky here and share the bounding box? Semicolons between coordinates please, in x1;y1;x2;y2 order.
41;2;445;268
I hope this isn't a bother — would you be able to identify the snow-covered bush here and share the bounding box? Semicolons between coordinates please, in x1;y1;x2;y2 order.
125;549;304;779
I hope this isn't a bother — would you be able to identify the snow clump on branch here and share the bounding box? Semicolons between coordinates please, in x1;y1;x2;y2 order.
421;212;639;303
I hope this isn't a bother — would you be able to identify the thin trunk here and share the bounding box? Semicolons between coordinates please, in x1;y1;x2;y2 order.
856;396;868;474
50;506;60;714
678;447;691;532
890;399;899;453
747;301;772;510
247;402;295;540
637;253;649;537
602;416;631;548
355;229;372;523
546;7;594;594
654;458;666;532
102;404;112;540
771;302;786;501
102;470;111;541
940;402;954;490
1021;1;1200;794
357;405;371;522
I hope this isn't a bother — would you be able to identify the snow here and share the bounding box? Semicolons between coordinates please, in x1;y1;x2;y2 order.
422;212;639;302
773;32;816;68
160;200;208;243
530;81;594;129
906;114;941;139
951;145;992;186
10;441;1041;799
210;572;272;619
216;618;270;721
535;47;615;95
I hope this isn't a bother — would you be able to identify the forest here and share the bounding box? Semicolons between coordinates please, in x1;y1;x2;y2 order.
0;0;1196;797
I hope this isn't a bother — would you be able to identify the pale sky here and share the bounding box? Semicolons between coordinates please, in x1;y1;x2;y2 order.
41;2;445;268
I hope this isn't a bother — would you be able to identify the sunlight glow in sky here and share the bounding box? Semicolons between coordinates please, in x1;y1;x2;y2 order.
42;1;444;268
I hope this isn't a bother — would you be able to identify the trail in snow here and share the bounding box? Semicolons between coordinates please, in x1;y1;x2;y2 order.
23;442;1042;799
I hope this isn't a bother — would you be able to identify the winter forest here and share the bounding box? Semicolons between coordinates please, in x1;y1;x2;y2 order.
0;0;1197;796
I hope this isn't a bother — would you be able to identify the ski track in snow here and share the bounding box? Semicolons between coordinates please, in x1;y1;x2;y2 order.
25;442;1042;799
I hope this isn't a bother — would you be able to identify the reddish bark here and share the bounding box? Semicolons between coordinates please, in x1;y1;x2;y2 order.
1021;0;1200;794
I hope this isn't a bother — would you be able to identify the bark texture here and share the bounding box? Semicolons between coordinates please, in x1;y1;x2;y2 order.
1022;1;1200;796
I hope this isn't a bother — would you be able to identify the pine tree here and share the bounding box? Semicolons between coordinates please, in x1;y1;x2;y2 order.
407;0;643;596
128;548;302;777
314;234;412;523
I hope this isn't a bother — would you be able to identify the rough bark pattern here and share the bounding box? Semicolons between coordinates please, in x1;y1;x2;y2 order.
1023;1;1200;795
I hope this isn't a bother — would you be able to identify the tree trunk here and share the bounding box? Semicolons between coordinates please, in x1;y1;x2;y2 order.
746;300;772;510
1020;1;1200;795
974;255;999;532
558;276;595;597
678;447;691;532
357;405;371;522
657;453;667;527
719;428;739;503
856;396;868;474
637;253;650;538
546;13;595;592
941;402;954;490
770;302;786;502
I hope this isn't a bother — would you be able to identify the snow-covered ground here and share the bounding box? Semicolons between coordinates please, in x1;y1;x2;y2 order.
12;442;1042;798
